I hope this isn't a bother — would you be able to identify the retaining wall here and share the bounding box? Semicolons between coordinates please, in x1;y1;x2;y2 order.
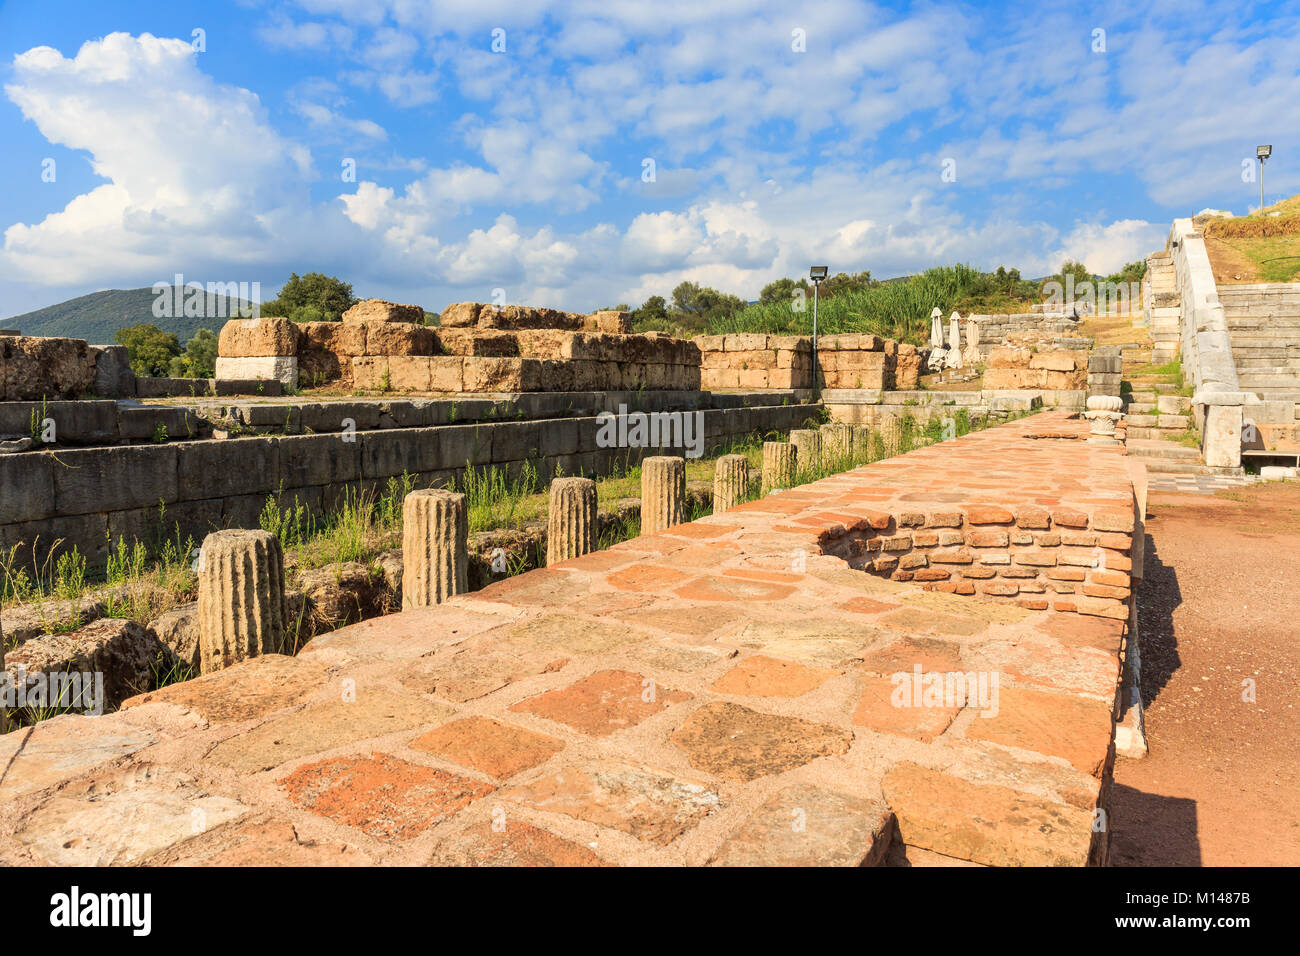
0;399;816;569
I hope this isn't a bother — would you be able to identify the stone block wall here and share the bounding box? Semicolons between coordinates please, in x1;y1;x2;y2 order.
0;400;812;570
1142;249;1180;363
981;347;1088;391
966;312;1082;361
696;333;922;391
243;300;694;393
696;334;812;389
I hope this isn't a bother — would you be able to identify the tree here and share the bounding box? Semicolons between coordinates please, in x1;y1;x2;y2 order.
821;270;873;298
167;328;218;378
116;323;181;377
759;277;810;305
670;281;745;322
261;272;358;322
632;295;669;324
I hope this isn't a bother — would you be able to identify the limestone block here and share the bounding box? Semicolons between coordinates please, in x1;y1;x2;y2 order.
361;321;437;356
587;310;633;334
641;456;685;534
215;355;298;388
301;320;367;357
1203;404;1243;468
217;318;300;358
440;302;486;328
342;299;425;324
0;336;97;401
547;477;597;565
402;490;469;607
197;530;287;674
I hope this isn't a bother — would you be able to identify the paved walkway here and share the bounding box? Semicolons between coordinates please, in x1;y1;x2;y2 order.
0;412;1139;866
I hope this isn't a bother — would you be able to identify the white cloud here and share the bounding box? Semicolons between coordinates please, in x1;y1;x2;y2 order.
3;33;316;286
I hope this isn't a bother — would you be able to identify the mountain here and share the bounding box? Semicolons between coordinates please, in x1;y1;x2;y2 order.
2;287;256;345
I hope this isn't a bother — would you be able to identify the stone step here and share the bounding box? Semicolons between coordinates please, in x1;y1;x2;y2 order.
1127;439;1202;460
1125;401;1156;414
1156;395;1192;413
1126;390;1158;403
1126;413;1189;430
1127;426;1192;441
1239;374;1300;388
1141;459;1218;475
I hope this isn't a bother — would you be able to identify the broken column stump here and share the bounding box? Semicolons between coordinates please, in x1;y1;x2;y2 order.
762;442;797;493
403;489;469;608
641;456;685;534
713;454;750;512
547;477;597;565
788;428;822;471
197;529;287;675
819;423;854;463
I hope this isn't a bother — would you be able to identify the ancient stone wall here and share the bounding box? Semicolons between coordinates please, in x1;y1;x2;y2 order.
696;333;922;391
0;399;812;569
233;300;699;393
965;312;1083;361
981;346;1088;391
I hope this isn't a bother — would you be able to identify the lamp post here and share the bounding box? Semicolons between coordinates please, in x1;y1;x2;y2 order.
809;265;827;392
1257;145;1271;212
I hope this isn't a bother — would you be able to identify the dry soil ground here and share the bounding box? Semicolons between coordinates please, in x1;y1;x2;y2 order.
1109;482;1300;866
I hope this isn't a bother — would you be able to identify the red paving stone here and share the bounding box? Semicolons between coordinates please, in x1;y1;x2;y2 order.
279;753;496;842
410;717;565;780
509;669;691;736
0;411;1139;866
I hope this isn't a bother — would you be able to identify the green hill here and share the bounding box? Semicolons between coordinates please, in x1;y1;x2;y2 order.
2;287;256;345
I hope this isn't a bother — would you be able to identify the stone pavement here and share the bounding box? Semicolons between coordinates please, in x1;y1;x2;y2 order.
1145;472;1261;494
0;411;1139;866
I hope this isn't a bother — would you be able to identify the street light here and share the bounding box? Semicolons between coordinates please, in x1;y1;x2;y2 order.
809;266;828;392
1257;145;1272;212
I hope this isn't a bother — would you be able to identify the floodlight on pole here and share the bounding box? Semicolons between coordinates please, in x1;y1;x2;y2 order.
810;266;828;393
1257;145;1272;212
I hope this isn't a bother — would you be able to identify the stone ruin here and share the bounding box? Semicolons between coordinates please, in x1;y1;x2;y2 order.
219;299;701;393
696;333;923;390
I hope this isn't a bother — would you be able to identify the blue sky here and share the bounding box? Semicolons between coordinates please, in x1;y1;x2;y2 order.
1;0;1297;319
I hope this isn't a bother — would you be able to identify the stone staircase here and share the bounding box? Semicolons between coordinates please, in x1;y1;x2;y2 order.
1122;368;1213;474
1218;284;1300;399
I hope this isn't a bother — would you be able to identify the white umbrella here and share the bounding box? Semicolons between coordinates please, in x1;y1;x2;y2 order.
946;312;962;368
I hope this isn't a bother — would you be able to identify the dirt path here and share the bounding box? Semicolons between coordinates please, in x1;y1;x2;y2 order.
1109;483;1300;866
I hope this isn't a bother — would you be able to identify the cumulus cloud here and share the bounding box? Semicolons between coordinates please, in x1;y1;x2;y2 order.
2;33;315;286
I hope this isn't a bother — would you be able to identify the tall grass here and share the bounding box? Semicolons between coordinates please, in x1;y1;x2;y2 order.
709;264;989;343
459;461;543;532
